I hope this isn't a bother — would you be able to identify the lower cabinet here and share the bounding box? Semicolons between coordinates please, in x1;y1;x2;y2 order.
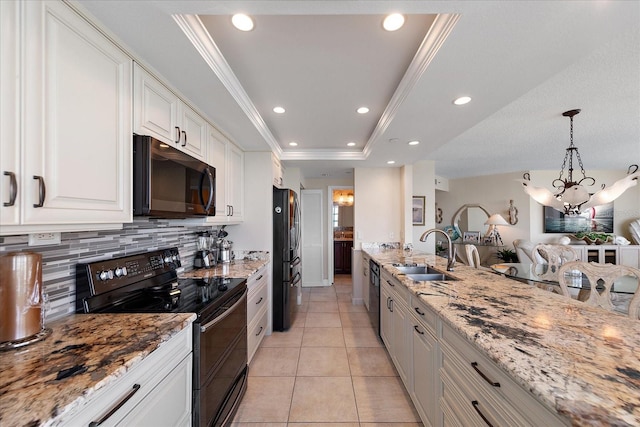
378;264;569;427
334;240;352;274
247;265;269;363
59;325;193;426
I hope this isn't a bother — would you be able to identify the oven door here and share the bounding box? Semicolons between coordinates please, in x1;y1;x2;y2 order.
193;288;248;427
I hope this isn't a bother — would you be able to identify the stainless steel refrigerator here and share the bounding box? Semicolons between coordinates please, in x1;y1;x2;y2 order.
273;187;302;331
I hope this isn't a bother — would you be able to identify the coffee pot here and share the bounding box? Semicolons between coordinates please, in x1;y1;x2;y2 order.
194;232;215;269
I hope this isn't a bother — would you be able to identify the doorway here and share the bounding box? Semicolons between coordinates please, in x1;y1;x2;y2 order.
328;186;354;285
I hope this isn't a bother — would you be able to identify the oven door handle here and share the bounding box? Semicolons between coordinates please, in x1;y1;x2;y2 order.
200;289;247;333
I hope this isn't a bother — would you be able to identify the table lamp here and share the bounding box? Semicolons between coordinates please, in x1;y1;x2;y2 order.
484;214;509;245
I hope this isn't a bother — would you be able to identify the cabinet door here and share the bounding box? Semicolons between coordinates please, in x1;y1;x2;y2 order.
0;0;19;226
619;246;640;268
392;299;410;386
207;125;228;220
380;284;393;348
22;1;132;225
179;103;207;161
227;142;244;221
133;63;179;144
412;319;438;427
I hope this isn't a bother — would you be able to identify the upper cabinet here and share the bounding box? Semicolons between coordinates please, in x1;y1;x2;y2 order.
133;63;207;161
1;0;132;235
207;125;244;224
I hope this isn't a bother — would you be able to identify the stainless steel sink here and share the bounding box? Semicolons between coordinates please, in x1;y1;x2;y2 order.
394;265;442;275
405;273;458;281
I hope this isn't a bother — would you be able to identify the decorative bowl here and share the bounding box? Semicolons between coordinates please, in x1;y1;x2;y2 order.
575;235;614;245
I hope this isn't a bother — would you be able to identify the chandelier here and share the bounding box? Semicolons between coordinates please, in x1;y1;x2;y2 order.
520;109;639;216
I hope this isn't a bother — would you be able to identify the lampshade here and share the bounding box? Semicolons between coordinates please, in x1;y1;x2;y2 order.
485;214;509;226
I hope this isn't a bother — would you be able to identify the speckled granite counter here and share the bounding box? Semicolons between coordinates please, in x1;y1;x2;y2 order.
0;313;195;427
365;248;640;426
180;251;269;280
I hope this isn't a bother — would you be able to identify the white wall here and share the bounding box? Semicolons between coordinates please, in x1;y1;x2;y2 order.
412;160;436;252
353;168;402;249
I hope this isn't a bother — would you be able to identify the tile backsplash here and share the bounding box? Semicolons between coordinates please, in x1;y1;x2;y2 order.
0;219;214;322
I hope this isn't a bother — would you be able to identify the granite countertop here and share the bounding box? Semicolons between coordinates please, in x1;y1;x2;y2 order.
365;248;640;426
180;251;269;280
0;313;196;427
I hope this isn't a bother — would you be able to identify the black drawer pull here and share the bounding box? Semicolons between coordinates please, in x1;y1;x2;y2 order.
414;307;425;316
256;297;263;305
413;325;424;335
386;279;394;287
256;274;263;281
472;400;494;427
89;384;140;426
256;326;263;336
3;171;17;207
471;362;500;387
32;175;46;208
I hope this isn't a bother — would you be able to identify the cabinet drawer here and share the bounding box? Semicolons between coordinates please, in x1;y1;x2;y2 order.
409;297;437;335
248;276;268;323
441;323;567;426
381;269;412;306
248;308;268;363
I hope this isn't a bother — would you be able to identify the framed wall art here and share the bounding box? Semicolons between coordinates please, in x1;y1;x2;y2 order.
543;202;614;233
412;196;425;226
463;231;481;243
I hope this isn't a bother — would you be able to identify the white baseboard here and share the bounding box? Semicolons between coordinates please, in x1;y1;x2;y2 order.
351;297;364;305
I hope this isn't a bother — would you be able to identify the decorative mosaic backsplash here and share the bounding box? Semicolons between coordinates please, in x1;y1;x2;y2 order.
0;219;215;322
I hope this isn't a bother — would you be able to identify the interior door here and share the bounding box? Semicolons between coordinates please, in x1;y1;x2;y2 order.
301;189;324;287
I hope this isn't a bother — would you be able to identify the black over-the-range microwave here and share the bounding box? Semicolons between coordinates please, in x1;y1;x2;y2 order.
133;135;216;218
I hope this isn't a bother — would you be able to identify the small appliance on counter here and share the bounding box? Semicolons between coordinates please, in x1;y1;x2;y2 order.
218;239;233;263
0;252;51;350
194;232;217;269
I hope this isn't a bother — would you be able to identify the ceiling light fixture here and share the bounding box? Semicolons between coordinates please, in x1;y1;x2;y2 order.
289;142;298;147
231;14;254;31
387;160;396;165
357;107;369;114
273;106;285;114
383;13;405;31
453;96;471;105
408;140;420;146
520;109;639;216
347;142;356;147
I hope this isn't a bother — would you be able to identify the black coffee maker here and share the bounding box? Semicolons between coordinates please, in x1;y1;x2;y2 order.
194;232;215;269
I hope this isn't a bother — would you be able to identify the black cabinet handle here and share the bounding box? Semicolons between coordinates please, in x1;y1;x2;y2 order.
256;297;263;305
89;384;141;426
414;307;425;316
3;171;17;207
32;176;45;208
181;130;187;147
413;325;424;335
256;326;263;336
471;362;500;387
230;205;234;216
175;126;181;144
472;400;494;427
387;279;394;287
256;275;263;281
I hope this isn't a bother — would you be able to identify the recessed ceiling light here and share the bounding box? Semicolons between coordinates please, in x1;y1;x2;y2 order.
289;142;298;147
347;142;356;147
357;107;369;114
383;14;405;31
453;96;472;105
387;160;396;165
408;140;420;146
273;106;285;114
231;14;254;31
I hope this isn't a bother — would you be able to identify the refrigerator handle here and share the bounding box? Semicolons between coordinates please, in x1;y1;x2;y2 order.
291;257;301;267
290;271;302;287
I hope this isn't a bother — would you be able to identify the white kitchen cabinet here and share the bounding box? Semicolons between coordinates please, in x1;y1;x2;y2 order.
247;265;269;363
380;270;411;388
570;244;618;264
133;63;207;161
410;298;440;427
59;325;193;426
440;322;567;427
0;0;19;226
207;125;244;223
1;0;132;235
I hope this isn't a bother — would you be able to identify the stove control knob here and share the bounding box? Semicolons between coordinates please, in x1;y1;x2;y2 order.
115;267;127;277
99;270;113;281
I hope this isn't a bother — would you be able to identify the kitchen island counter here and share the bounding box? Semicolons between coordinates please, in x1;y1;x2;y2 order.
0;313;195;427
365;248;640;426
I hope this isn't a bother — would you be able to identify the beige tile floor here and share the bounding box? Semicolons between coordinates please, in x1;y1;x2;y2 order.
231;275;423;427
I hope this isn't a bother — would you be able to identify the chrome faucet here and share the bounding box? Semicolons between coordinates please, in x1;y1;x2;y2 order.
419;228;456;271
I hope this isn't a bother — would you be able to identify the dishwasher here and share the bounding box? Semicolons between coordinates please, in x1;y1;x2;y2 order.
368;259;380;337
